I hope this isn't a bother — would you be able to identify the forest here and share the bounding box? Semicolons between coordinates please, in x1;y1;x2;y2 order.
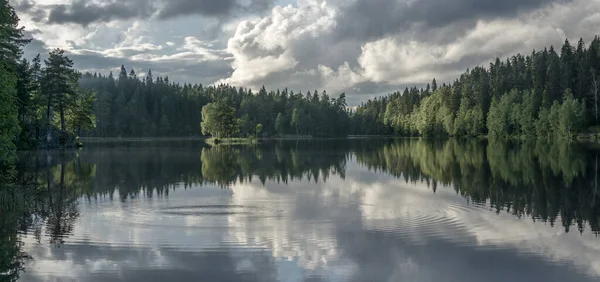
352;37;600;138
79;70;350;139
4;0;600;160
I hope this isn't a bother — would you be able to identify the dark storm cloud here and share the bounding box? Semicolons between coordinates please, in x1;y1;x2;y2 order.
46;0;155;26
11;0;34;12
157;0;237;19
336;0;571;42
157;0;276;19
17;0;277;26
10;0;46;22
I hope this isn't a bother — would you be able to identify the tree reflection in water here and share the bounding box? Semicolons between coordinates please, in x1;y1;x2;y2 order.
0;138;599;280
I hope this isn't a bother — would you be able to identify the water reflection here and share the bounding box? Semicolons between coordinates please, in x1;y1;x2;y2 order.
0;139;599;281
355;139;600;234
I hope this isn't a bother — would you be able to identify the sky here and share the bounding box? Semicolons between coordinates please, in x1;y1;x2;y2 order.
9;0;600;105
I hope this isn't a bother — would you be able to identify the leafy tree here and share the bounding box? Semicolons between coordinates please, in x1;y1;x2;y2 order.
557;90;586;138
68;89;95;136
535;107;552;139
291;108;301;135
255;123;263;138
201;101;239;138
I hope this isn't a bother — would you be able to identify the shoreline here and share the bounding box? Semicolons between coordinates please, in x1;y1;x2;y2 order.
77;135;600;144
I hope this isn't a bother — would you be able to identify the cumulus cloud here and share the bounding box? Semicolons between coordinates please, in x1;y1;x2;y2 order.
47;0;155;26
217;0;337;88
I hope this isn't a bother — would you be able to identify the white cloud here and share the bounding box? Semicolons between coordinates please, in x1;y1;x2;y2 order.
318;62;365;93
318;0;599;91
218;0;337;87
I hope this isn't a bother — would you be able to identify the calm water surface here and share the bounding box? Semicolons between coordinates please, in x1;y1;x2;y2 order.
3;139;600;282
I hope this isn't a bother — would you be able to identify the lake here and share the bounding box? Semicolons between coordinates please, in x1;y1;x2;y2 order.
2;138;600;282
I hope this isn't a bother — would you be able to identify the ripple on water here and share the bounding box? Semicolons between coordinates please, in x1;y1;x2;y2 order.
360;201;490;244
160;205;285;217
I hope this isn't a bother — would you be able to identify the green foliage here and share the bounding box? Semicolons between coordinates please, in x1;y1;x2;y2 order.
238;114;253;137
291;108;302;135
535;107;552;139
201;101;239;138
255;123;263;137
557;90;586;138
275;112;286;135
42;49;77;132
0;65;19;165
355;138;599;233
0;0;28;160
354;36;600;139
413;90;449;136
68;89;96;136
75;73;350;138
487;89;521;138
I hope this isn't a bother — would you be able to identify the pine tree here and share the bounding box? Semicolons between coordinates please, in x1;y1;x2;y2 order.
546;46;561;105
275;112;286;136
560;39;575;93
42;48;78;144
0;0;30;156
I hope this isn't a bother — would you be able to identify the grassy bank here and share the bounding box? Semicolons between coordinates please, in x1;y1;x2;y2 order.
205;137;259;145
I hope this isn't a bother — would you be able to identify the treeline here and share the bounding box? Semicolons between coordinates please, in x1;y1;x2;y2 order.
1;1;94;151
80;69;350;138
353;37;600;138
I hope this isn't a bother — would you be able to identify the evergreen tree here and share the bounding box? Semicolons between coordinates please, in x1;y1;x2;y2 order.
0;0;29;159
275;112;286;136
42;49;78;144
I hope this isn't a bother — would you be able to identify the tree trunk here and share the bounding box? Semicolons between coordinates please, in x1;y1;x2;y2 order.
594;153;598;206
46;96;52;143
59;102;66;132
592;68;598;124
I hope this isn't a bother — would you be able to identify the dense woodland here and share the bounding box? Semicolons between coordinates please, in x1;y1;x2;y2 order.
4;0;600;160
352;38;600;138
79;70;350;138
